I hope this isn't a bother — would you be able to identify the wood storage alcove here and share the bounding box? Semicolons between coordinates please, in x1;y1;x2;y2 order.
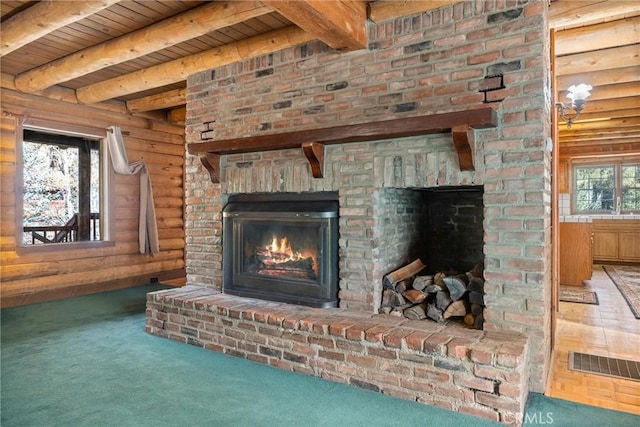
188;107;498;183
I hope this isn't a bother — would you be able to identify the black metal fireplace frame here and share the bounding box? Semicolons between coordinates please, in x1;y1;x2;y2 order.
222;192;339;308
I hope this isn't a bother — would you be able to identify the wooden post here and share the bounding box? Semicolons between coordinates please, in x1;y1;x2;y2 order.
77;141;91;241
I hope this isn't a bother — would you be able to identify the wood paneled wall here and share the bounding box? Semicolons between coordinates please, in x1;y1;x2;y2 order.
0;89;185;307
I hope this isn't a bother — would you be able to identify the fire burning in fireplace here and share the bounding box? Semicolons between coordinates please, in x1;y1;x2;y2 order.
252;234;318;280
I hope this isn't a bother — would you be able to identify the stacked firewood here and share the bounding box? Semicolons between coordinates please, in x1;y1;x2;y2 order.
379;259;485;329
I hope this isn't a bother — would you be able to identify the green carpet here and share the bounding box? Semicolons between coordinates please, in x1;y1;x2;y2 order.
2;285;638;427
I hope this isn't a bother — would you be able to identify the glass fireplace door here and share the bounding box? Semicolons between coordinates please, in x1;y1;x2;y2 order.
223;195;338;308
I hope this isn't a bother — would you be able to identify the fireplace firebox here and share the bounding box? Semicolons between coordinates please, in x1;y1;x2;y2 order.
223;193;339;308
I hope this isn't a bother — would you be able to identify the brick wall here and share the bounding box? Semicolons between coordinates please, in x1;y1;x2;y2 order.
184;0;551;392
147;286;530;425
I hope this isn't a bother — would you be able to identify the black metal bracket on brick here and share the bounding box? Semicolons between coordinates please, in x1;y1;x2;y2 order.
479;75;505;103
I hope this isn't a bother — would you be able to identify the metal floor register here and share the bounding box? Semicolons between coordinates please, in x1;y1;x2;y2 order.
569;351;640;381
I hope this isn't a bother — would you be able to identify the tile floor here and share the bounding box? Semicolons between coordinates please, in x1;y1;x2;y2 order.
547;265;640;415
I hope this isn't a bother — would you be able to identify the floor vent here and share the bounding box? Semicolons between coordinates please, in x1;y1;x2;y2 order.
569;351;640;381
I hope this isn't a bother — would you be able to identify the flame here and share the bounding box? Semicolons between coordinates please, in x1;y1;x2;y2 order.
266;235;303;262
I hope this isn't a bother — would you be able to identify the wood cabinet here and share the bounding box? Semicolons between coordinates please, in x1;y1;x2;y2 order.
592;220;640;263
560;222;592;286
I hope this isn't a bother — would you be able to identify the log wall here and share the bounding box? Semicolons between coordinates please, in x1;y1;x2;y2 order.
0;89;186;307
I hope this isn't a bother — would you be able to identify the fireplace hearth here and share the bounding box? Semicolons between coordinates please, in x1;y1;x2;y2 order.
223;192;339;308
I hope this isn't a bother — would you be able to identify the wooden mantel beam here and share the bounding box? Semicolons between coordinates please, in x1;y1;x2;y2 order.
262;0;367;51
189;107;496;155
190;107;497;182
0;0;120;57
76;26;315;104
14;1;273;93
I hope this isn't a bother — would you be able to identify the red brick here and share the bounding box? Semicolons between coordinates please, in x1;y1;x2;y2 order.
405;330;431;351
319;349;346;361
475;391;522;413
400;377;434;394
382;328;413;348
367;347;398;359
309;336;335;348
423;333;452;355
453;374;496;393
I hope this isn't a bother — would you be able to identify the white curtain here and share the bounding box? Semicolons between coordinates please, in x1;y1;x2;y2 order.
106;126;160;254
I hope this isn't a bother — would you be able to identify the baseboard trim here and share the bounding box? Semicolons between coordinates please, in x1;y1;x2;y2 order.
1;269;185;308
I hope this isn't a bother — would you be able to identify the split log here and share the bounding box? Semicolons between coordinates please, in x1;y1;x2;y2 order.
436;290;452;311
443;300;468;318
404;303;427;320
378;306;392;315
468;291;484;306
424;284;445;293
467;277;485;293
474;312;484;330
442;276;466;301
383;258;425;288
464;313;476;326
433;271;447;285
467;263;484;278
395;279;410;294
470;303;484;316
412;275;433;291
455;273;469;285
381;289;406;307
403;289;427;304
427;303;444;322
390;309;404;317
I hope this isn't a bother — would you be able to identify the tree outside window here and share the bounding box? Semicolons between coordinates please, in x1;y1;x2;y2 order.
574;162;640;214
22;129;102;245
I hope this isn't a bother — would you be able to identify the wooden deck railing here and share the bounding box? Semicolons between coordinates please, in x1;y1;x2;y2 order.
24;213;100;244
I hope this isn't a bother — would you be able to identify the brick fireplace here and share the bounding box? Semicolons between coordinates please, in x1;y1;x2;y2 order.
147;1;552;425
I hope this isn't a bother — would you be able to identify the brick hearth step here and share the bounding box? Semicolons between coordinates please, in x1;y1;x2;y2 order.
146;286;530;426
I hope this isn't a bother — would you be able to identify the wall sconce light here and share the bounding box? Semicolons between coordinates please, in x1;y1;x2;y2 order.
556;83;592;128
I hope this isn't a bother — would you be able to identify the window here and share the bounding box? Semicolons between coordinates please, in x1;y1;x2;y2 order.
574;161;640;214
20;124;111;247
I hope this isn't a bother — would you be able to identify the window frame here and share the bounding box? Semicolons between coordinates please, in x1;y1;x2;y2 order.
16;118;115;253
572;158;640;215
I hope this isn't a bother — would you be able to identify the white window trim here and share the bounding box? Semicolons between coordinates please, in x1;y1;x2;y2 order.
16;117;115;253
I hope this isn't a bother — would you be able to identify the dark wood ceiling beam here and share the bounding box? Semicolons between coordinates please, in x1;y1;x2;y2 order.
14;1;273;93
0;0;120;57
368;0;460;22
127;89;186;113
76;26;316;104
261;0;367;51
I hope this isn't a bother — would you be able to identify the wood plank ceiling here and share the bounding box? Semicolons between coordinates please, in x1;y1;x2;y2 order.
1;0;638;152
